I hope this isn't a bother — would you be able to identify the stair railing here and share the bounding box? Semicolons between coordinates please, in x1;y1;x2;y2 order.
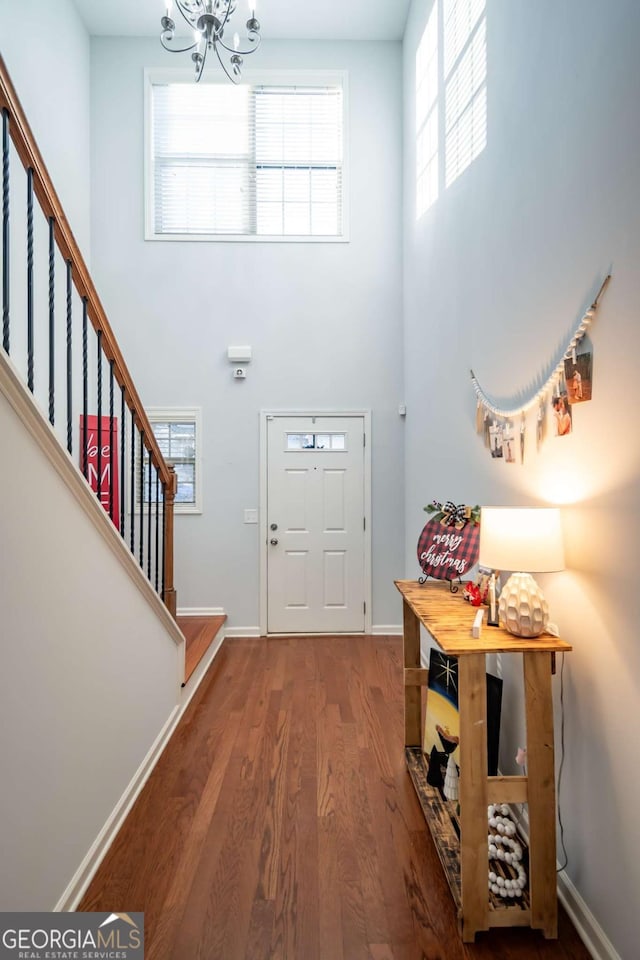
0;55;177;616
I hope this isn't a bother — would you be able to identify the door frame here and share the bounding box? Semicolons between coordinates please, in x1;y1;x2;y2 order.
259;409;372;636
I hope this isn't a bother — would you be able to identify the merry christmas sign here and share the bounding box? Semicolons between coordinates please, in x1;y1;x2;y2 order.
417;501;480;582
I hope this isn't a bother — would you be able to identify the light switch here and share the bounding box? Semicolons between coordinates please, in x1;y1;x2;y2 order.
244;508;258;524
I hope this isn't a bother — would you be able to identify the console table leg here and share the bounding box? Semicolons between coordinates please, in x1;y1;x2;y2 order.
524;651;558;939
403;600;422;747
459;652;489;942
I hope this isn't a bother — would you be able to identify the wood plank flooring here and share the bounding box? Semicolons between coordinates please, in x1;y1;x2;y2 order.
177;614;227;684
80;636;590;960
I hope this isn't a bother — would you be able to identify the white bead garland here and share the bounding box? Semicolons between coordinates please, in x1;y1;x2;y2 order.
487;804;527;899
470;274;610;420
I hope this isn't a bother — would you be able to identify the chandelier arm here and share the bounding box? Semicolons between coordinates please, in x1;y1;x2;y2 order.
219;1;233;32
175;1;202;30
217;34;262;55
160;34;201;53
213;42;239;84
217;40;260;57
193;37;209;82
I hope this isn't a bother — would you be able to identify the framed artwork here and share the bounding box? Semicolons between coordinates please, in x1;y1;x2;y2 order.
424;649;503;788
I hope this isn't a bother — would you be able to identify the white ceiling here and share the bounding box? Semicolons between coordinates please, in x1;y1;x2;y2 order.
73;0;411;41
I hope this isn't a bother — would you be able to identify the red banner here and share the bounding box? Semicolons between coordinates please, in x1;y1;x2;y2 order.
80;415;120;529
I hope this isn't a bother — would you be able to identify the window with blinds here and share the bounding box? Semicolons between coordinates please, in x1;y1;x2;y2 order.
444;0;487;188
147;74;345;240
415;0;487;218
138;408;202;514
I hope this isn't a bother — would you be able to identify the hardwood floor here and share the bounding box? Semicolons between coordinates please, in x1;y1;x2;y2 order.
80;636;590;960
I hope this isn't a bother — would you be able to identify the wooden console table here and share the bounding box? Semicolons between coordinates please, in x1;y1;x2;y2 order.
396;579;572;943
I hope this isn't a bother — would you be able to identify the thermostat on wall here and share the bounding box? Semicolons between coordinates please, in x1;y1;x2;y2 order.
227;345;252;363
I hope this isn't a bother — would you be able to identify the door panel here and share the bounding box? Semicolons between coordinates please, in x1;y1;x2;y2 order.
323;550;347;607
267;416;365;633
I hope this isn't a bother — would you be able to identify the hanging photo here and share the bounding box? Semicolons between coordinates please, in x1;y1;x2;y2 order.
489;422;503;459
502;422;517;464
551;394;572;436
564;350;593;404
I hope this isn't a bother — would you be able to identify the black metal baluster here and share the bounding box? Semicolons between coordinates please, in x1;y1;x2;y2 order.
82;298;88;478
48;217;55;425
66;261;73;454
130;415;136;555
26;169;34;391
155;467;160;592
139;431;145;568
97;329;102;506
109;359;115;522
2;109;9;355
147;453;153;579
120;385;126;538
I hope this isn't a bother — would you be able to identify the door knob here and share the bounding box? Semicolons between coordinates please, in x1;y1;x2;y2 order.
270;538;279;546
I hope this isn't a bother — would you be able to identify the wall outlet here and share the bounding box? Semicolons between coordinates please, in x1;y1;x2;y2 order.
233;367;246;379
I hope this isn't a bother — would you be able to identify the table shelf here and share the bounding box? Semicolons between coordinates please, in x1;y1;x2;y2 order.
405;747;532;927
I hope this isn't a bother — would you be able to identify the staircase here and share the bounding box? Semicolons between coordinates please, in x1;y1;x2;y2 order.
0;54;177;613
0;55;226;913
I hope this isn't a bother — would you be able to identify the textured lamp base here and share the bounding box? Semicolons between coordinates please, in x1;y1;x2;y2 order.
498;572;549;638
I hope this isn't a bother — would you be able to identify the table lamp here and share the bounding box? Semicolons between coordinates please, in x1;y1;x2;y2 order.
478;507;565;638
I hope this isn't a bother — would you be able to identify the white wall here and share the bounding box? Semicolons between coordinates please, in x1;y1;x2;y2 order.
0;0;91;258
404;2;640;957
0;376;182;910
89;38;405;629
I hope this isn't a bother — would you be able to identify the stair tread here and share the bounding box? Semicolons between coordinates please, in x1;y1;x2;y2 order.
177;615;227;684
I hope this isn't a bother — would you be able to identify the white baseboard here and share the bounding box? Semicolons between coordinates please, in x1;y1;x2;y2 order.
557;870;622;960
176;606;226;617
505;802;618;960
372;624;403;636
225;626;261;638
56;633;225;912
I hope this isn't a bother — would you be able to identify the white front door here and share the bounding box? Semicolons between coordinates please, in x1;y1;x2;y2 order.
266;415;366;634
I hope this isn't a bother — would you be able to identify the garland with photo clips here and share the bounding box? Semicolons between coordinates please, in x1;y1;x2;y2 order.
470;275;611;447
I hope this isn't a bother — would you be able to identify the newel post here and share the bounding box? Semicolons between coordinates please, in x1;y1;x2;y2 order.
163;464;177;618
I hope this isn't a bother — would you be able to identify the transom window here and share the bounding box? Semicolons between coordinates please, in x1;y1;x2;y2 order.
286;432;346;451
146;71;347;242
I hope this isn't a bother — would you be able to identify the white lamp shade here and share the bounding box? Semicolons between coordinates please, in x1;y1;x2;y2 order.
478;507;565;573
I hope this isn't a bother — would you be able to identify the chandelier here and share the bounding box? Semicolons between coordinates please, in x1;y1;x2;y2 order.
160;0;261;83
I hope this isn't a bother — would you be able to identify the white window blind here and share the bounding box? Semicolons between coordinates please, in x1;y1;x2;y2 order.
444;0;487;188
150;79;344;239
416;3;439;218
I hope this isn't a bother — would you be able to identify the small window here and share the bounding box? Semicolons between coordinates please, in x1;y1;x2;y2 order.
144;407;202;514
146;70;348;242
286;432;347;451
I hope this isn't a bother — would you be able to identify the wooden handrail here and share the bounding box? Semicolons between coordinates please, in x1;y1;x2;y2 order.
0;55;177;614
0;55;170;484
